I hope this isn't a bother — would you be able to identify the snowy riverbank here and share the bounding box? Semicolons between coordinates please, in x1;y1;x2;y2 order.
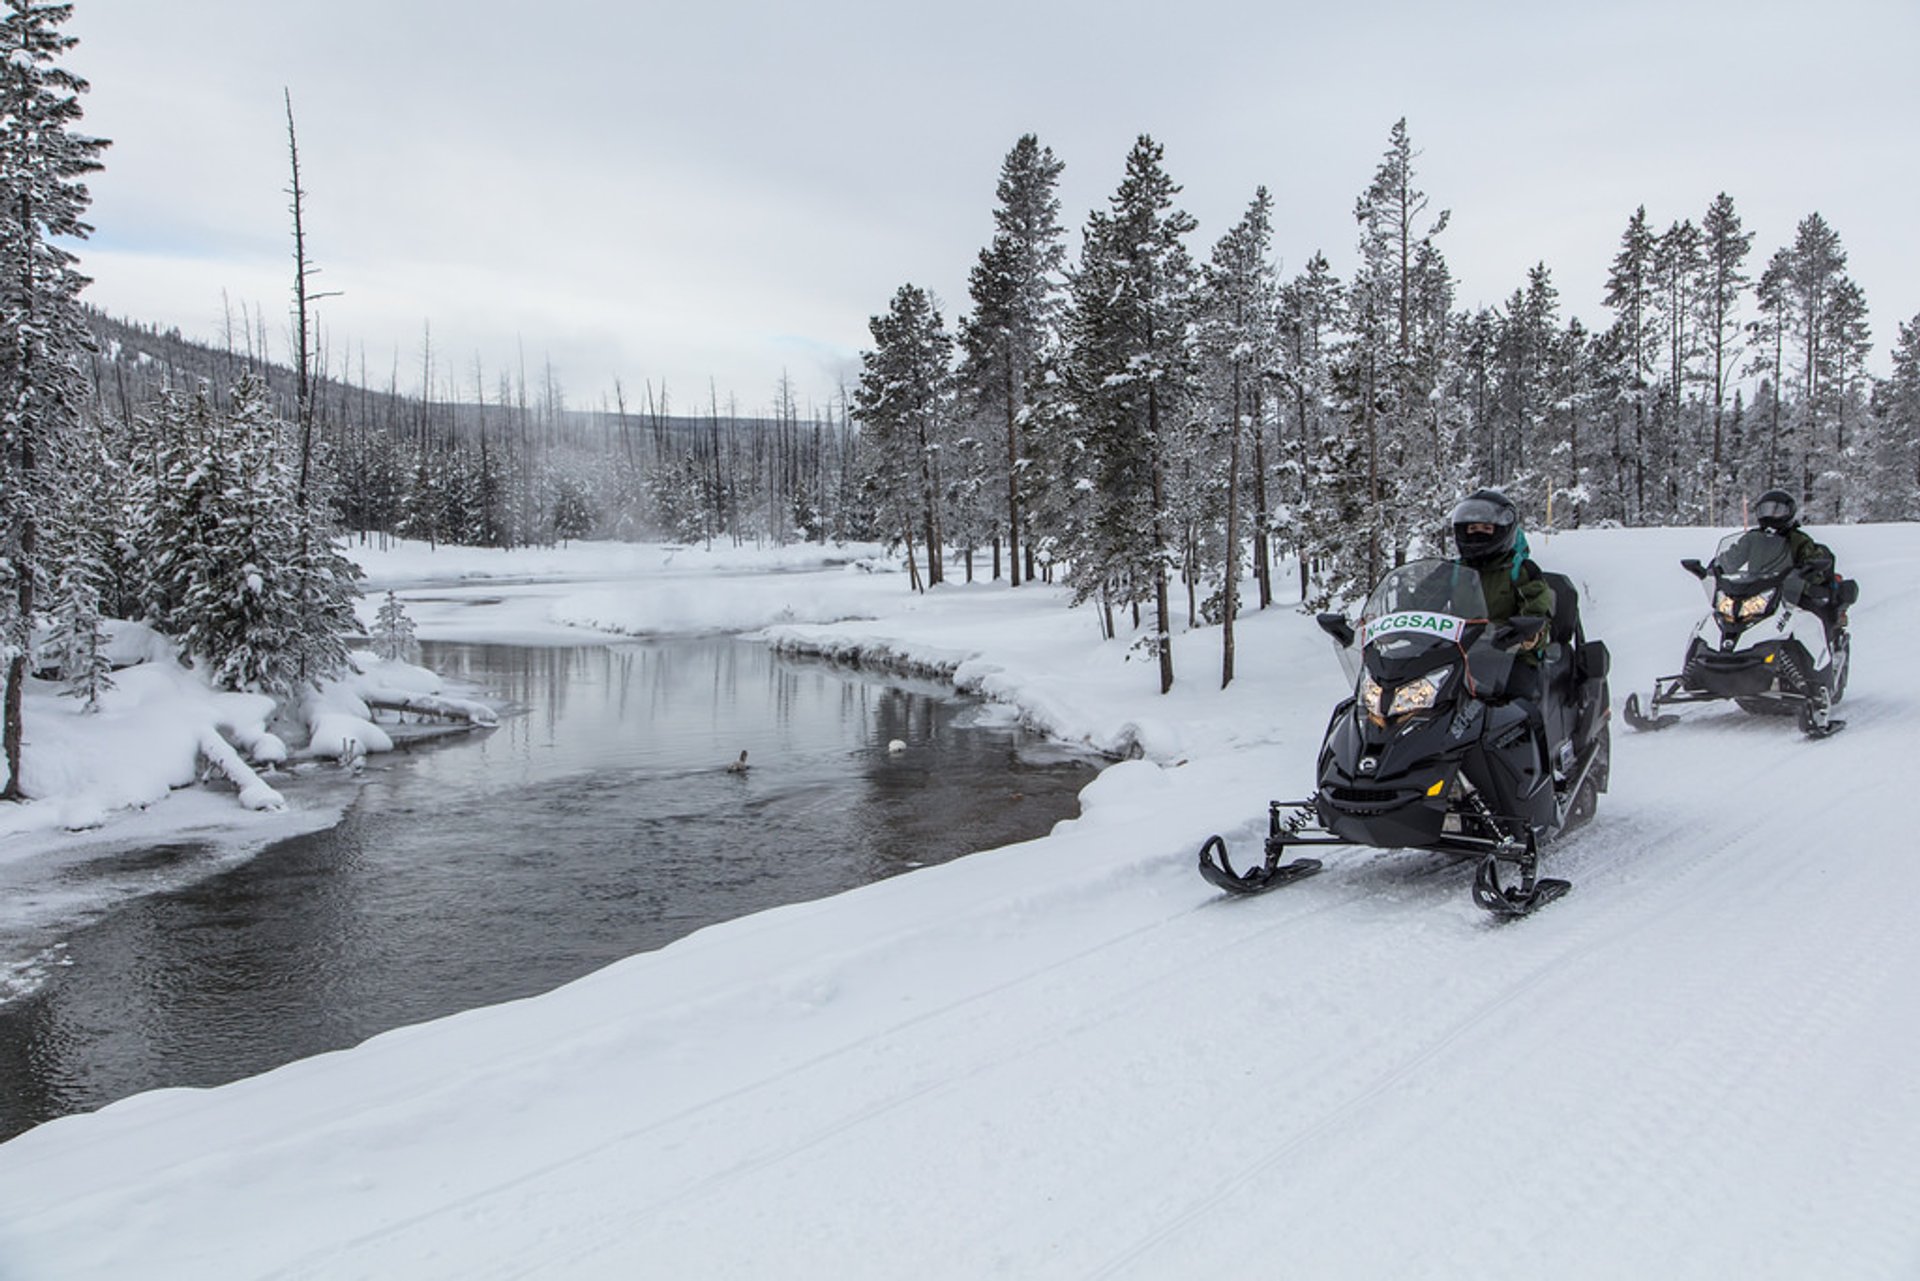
3;524;1918;1279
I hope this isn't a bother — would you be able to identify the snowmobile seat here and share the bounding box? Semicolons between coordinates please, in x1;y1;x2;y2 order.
1538;571;1608;724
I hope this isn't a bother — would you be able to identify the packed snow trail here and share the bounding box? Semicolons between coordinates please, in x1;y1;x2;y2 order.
1;527;1917;1280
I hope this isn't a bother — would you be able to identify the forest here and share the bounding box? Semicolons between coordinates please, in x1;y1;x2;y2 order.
8;0;1920;796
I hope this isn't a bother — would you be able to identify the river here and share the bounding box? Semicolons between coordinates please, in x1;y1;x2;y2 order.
0;637;1099;1140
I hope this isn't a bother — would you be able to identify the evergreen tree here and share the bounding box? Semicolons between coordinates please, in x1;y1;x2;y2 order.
1697;193;1753;520
1061;135;1198;693
957;134;1066;586
1603;206;1658;520
1544;317;1597;527
1198;188;1277;685
1491;263;1560;503
1650;219;1703;520
1332;118;1454;591
1272;252;1342;604
372;590;418;664
852;284;953;590
1866;313;1920;520
42;419;118;707
0;0;107;798
139;377;357;698
1777;213;1863;516
1745;249;1792;491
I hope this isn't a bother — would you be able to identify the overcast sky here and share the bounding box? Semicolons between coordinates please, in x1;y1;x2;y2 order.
62;0;1920;417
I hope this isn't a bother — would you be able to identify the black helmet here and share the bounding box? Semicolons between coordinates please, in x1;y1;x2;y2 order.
1450;489;1519;568
1753;489;1797;533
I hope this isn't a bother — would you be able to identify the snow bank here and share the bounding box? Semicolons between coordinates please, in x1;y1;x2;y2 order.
0;636;499;851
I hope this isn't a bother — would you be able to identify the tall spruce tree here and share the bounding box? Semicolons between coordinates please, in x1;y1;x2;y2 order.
1603;206;1658;521
1777;213;1863;515
1199;187;1277;686
1274;253;1343;604
1869;313;1920;519
957;134;1066;587
1698;193;1753;520
1333;118;1453;592
0;0;107;798
852;284;953;590
1061;135;1198;693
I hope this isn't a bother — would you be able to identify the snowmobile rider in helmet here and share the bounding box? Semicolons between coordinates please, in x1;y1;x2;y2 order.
1751;488;1847;632
1450;489;1555;700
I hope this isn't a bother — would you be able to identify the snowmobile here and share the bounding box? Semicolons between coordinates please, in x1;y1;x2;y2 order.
1197;558;1612;916
1622;528;1856;739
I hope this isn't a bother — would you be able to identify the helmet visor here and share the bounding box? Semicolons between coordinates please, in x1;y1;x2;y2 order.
1753;497;1793;526
1448;497;1516;530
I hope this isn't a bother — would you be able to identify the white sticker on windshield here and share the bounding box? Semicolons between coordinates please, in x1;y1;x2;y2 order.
1361;611;1468;648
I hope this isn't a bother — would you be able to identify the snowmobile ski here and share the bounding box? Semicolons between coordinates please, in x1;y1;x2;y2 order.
1797;687;1846;739
1196;834;1324;896
1470;848;1571;917
1622;690;1681;732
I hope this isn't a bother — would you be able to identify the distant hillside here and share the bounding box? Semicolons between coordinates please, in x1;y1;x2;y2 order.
82;308;831;449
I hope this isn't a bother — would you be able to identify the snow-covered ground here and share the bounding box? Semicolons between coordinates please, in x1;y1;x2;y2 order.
2;523;1916;1280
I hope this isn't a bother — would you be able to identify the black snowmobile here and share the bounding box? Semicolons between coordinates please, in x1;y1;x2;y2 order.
1197;558;1612;916
1623;528;1855;739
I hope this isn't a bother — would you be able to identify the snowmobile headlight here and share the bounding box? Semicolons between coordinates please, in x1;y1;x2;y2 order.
1739;590;1774;620
1714;591;1737;622
1387;667;1453;718
1360;670;1386;724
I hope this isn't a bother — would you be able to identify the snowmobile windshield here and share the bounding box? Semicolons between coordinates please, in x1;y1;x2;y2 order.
1356;559;1487;662
1711;529;1794;591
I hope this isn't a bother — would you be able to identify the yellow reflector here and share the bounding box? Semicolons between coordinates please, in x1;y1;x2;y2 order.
1764;652;1775;664
1426;778;1447;797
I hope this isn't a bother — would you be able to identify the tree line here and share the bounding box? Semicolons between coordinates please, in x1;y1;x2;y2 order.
851;121;1918;693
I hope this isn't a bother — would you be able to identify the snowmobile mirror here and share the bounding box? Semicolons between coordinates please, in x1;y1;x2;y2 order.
1316;613;1355;648
1839;579;1860;607
1681;557;1708;579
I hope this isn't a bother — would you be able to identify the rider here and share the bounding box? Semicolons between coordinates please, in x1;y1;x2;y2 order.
1449;489;1555;701
1751;489;1847;632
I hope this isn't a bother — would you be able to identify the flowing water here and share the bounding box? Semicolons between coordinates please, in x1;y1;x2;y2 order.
0;638;1099;1140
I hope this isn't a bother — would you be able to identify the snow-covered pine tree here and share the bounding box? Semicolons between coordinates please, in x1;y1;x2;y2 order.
42;418;119;708
1864;314;1920;520
1824;276;1873;520
139;377;357;697
42;549;109;706
1602;206;1658;522
0;0;108;797
1698;193;1753;522
372;590;417;664
1743;248;1793;495
1648;218;1704;522
1543;316;1598;528
1775;213;1866;519
1335;119;1455;591
957;134;1067;587
1273;252;1343;604
1060;135;1198;693
1489;264;1561;512
851;284;954;591
1198;188;1278;686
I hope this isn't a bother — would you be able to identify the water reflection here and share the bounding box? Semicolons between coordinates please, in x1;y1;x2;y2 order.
0;637;1098;1140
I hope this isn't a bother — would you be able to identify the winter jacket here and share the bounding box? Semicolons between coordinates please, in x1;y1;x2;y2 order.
1468;550;1555;661
1784;526;1834;571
